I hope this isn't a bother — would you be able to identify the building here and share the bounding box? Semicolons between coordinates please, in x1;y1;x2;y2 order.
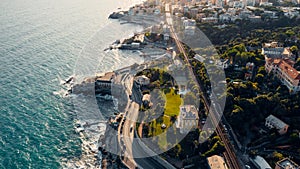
265;115;289;135
251;156;272;169
233;1;244;8
245;62;255;80
219;13;232;22
262;42;285;58
190;8;199;18
284;10;299;19
176;105;199;134
183;19;196;35
194;54;205;62
248;15;262;23
265;58;300;93
216;59;230;69
262;42;294;60
172;5;180;14
155;0;160;6
201;17;218;23
275;158;300;169
282;47;294;59
239;10;252;19
263;11;278;19
207;155;229;169
264;42;280;48
154;8;161;15
259;1;273;6
246;0;256;6
183;19;196;28
94;72;115;95
95;72;115;87
135;75;150;86
142;94;152;108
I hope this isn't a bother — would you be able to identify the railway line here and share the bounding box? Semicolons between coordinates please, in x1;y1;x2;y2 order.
165;3;242;168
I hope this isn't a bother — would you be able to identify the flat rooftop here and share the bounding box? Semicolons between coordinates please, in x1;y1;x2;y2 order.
96;72;115;81
276;158;299;169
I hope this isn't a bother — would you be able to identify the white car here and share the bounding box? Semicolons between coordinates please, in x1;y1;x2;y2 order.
245;165;251;169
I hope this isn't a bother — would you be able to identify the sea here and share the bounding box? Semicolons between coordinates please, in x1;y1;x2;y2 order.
0;0;144;168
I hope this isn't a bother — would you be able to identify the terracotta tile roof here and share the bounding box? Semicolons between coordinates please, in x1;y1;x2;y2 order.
266;58;300;80
279;60;300;80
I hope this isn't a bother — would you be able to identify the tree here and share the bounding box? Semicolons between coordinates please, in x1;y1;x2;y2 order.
295;58;300;71
290;45;298;54
289;132;300;144
255;73;264;84
258;66;267;76
285;29;295;37
172;144;182;158
273;151;284;161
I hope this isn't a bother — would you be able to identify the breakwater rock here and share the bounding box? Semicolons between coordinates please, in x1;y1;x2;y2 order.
108;12;126;19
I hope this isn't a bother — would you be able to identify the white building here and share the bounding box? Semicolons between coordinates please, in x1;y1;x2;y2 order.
259;1;273;6
183;19;196;35
248;15;262;23
176;105;199;134
194;54;205;62
265;115;289;135
216;59;230;69
201;17;218;23
183;19;196;28
251;156;272;169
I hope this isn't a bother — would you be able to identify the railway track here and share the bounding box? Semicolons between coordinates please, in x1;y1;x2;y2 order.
165;3;241;168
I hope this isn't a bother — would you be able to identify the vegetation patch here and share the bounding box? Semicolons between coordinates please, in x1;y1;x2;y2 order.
164;88;182;117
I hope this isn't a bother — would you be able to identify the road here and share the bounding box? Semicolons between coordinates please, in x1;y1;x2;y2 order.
132;132;167;169
118;75;172;169
165;3;242;169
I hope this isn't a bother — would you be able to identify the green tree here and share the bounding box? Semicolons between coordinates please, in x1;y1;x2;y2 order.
290;45;298;54
258;66;267;75
273;151;284;161
295;58;300;70
289;132;300;144
255;73;264;84
286;30;295;37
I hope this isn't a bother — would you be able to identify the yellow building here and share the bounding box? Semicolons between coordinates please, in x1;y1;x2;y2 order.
207;155;229;169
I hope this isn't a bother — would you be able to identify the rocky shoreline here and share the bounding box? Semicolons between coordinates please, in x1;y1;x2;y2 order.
61;74;127;168
108;11;127;19
61;1;174;167
62;114;127;169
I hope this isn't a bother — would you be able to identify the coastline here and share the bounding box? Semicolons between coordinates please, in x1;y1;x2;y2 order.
61;1;147;169
62;0;175;168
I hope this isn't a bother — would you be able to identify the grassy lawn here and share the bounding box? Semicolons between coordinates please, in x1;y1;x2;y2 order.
150;115;172;150
164;88;182;117
148;88;182;149
150;116;171;136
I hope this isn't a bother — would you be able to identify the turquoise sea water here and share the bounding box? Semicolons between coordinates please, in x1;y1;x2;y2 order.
0;0;142;168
